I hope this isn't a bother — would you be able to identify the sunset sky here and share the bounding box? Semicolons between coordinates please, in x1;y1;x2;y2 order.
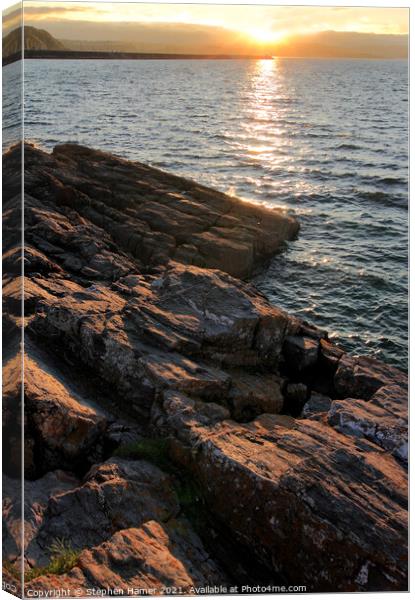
3;2;409;57
23;2;409;38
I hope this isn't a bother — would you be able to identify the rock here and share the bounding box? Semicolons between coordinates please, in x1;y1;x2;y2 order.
3;470;79;570
2;143;408;592
165;414;407;592
19;143;299;279
31;281;156;418
31;262;296;416
283;335;320;373
334;354;407;400
27;521;227;596
125;262;294;366
301;392;332;420
228;372;284;421
2;353;23;478
320;338;345;370
284;382;308;415
151;390;230;445
142;350;231;400
328;384;407;463
22;457;226;592
24;347;108;475
104;420;144;448
25;458;180;567
298;321;328;341
312;338;346;395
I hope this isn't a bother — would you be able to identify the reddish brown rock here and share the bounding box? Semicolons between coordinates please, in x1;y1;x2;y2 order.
165;414;407;592
24;350;108;473
31;261;297;416
27;521;227;596
25;458;180;567
21;143;299;279
334;354;407;400
228;371;284;421
328;384;408;463
2;143;408;593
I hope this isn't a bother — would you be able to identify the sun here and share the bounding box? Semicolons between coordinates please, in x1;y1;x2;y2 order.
246;28;287;45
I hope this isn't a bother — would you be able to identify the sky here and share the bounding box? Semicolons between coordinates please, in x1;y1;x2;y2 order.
23;2;409;38
2;2;410;57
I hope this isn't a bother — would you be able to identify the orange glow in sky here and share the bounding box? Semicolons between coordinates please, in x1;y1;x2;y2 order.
23;1;409;39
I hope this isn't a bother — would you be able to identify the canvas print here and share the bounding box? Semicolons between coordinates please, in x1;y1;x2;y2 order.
2;1;409;596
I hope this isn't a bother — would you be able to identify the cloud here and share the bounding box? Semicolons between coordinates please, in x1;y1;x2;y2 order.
23;5;106;19
3;7;22;36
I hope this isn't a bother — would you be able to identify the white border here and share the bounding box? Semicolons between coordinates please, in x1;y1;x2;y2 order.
0;1;411;599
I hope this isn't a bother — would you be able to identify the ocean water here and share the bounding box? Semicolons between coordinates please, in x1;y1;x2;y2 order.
18;58;408;370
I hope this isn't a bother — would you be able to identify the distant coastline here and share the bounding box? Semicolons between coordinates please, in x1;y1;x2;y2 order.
2;49;273;66
3;49;408;67
2;24;408;66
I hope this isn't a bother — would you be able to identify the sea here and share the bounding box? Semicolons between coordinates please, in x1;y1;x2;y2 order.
5;57;408;370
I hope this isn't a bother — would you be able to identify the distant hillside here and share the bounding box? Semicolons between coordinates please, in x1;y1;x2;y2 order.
61;39;139;53
3;26;66;57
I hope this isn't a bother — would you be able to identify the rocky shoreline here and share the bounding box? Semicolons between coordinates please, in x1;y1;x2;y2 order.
2;143;408;593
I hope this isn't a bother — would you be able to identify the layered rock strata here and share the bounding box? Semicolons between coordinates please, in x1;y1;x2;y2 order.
2;144;408;593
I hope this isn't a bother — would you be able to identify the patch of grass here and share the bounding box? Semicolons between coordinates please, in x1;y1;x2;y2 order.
113;438;173;472
175;477;209;535
25;539;80;582
3;560;20;580
113;437;210;534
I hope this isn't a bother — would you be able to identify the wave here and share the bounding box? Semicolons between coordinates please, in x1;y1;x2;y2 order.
377;176;407;186
357;190;407;209
335;143;362;150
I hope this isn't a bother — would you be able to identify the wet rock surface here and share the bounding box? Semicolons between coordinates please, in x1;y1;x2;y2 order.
2;143;408;593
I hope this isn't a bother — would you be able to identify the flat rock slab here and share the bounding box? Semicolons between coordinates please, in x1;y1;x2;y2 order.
164;412;408;592
31;261;298;417
15;143;299;279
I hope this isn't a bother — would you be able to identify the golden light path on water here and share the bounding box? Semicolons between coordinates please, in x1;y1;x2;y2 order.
231;58;315;210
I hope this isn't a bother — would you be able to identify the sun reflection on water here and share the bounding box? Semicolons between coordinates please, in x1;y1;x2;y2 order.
238;58;299;194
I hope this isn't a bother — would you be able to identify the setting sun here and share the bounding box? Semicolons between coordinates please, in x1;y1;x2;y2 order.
246;28;288;45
